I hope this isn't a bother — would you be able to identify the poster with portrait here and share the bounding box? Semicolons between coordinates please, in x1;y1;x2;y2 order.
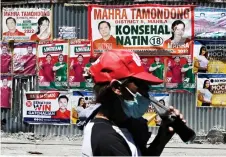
2;8;51;41
0;75;12;109
196;73;226;107
89;4;194;56
69;40;94;89
195;7;226;38
23;91;71;124
38;41;68;90
143;93;170;127
13;42;37;75
0;42;12;74
70;91;95;124
140;56;165;90
165;55;196;92
58;26;77;39
193;40;226;74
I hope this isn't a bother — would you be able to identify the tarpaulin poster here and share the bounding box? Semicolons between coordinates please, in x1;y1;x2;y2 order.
0;75;12;109
195;7;226;38
23;91;71;124
70;91;95;124
13;42;37;75
69;40;94;89
140;56;165;90
58;26;77;39
2;8;51;41
193;40;226;74
165;56;196;92
197;74;226;107
143;93;170;127
38;41;68;90
0;42;12;74
89;4;194;55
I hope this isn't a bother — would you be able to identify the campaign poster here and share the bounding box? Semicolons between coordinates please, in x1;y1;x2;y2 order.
58;26;77;39
143;93;170;127
165;55;196;92
193;40;226;74
195;7;226;38
70;91;95;124
140;56;165;91
0;42;12;74
196;74;226;107
2;8;51;41
38;41;68;90
0;75;12;109
69;40;94;89
13;42;37;75
89;5;194;55
23;91;71;124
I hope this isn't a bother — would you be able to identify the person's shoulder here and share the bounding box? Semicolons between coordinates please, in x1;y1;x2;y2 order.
185;38;191;43
93;38;103;43
30;34;38;40
18;30;25;36
3;32;8;35
91;118;116;134
110;35;116;40
164;38;171;43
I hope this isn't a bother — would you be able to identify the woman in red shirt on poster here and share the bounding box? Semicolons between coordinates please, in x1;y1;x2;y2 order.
163;20;191;54
30;17;51;41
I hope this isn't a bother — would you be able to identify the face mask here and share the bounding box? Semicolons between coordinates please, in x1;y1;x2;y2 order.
121;87;150;119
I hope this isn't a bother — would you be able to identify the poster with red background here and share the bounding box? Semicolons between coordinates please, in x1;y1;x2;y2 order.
38;40;68;90
13;42;37;75
69;40;93;89
0;42;12;74
0;75;12;109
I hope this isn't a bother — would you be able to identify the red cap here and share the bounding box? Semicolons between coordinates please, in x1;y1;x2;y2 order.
89;50;163;84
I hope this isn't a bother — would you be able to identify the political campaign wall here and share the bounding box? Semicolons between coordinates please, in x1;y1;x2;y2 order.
70;91;95;124
193;40;226;74
2;8;52;41
0;42;12;74
69;40;94;89
143;93;170;127
23;91;71;124
195;7;226;38
89;4;194;56
196;73;226;107
0;75;12;109
13;42;37;75
38;41;68;90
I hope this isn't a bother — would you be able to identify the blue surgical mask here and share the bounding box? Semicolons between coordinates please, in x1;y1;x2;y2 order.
122;92;150;119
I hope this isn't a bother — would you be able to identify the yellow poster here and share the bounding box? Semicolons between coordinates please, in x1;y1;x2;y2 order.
197;74;226;107
193;40;226;74
143;93;170;127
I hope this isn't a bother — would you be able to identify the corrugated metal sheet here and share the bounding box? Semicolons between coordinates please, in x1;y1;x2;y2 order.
1;2;226;136
34;124;83;136
1;76;36;133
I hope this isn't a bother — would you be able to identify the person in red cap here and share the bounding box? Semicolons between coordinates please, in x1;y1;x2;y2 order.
81;50;187;156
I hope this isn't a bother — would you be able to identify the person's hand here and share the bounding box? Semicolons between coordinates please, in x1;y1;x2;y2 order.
164;106;186;132
168;61;171;67
60;64;65;68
